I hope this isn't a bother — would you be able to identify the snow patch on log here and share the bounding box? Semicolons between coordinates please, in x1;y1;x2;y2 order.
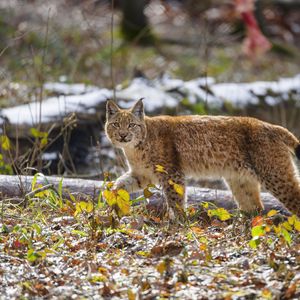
1;74;299;125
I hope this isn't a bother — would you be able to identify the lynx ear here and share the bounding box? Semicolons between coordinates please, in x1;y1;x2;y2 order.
131;98;144;119
106;100;120;118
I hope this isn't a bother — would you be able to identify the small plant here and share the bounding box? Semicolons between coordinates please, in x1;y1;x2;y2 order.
249;210;300;249
102;183;131;218
202;202;232;221
0;135;13;174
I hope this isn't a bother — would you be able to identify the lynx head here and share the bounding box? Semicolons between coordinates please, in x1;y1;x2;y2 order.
105;99;147;148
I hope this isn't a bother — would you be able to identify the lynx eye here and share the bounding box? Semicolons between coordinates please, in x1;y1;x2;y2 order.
128;123;137;129
112;122;120;128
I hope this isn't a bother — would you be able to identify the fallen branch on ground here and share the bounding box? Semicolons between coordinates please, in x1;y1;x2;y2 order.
0;175;289;214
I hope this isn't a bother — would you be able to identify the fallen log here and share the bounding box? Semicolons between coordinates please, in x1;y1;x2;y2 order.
0;175;289;215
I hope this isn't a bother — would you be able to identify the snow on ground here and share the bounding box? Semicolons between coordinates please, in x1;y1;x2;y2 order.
116;77;179;110
1;74;299;125
44;82;99;95
0;89;112;125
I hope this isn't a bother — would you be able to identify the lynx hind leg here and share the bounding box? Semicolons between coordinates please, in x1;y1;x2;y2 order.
259;158;300;217
225;177;263;213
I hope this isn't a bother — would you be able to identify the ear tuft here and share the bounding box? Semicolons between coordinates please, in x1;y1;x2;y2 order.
106;100;120;118
131;98;144;119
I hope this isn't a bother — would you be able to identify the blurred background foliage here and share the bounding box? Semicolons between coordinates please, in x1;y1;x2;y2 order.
0;0;299;108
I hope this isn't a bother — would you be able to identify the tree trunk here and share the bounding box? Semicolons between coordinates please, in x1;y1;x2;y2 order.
120;0;154;44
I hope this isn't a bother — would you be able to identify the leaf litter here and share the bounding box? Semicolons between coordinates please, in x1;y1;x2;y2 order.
0;188;300;299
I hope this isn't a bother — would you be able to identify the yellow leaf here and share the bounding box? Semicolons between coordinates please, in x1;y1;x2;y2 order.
127;289;136;300
156;261;166;274
40;137;48;147
282;221;293;231
35;190;51;198
85;202;93;213
117;189;130;202
273;225;281;235
265;225;271;233
217;208;231;221
262;288;272;299
106;182;114;189
288;215;297;226
30;128;48;139
155;164;168;174
191;226;203;235
294;220;300;232
74;202;87;216
102;190;117;206
267;210;278;217
168;179;184;196
116;189;130;215
0;135;10;151
199;243;207;251
208;208;231;221
202;202;209;209
168;179;174;185
143;187;154;198
173;183;184;196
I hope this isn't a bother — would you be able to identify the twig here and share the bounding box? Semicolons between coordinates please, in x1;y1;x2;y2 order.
110;0;116;100
25;183;54;199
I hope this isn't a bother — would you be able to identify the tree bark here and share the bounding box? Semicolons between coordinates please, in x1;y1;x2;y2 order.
0;175;289;215
120;0;154;44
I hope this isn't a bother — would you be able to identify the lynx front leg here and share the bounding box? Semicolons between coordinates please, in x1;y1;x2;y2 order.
158;171;186;220
114;172;148;193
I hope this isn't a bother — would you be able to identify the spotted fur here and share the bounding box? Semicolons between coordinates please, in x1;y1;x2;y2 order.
105;99;300;218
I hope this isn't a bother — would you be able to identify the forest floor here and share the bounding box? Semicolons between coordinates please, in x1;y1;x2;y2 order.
1;182;300;299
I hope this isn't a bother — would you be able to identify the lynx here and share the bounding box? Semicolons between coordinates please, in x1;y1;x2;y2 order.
105;99;300;219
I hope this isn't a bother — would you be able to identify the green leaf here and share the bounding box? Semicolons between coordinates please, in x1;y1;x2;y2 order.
30;128;48;139
0;135;10;151
58;178;63;198
249;237;261;249
251;225;266;237
40;136;48;147
281;228;291;245
52;237;64;250
89;275;107;283
30;128;48;147
31;224;42;235
72;230;88;237
208;208;231;221
27;249;40;262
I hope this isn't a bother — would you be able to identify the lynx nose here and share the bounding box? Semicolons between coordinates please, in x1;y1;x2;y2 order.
119;132;128;138
119;132;129;141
